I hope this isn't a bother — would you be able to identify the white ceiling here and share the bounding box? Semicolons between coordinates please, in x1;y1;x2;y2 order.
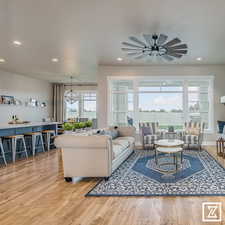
0;0;225;83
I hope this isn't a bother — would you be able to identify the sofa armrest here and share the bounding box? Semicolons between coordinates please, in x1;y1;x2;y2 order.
54;134;113;178
55;134;111;149
116;126;136;137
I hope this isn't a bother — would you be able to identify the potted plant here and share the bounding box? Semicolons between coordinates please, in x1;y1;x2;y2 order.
78;122;86;129
73;122;80;132
63;123;74;134
85;120;93;130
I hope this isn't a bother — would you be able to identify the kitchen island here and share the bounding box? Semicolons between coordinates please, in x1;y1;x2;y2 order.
0;122;59;137
0;122;60;164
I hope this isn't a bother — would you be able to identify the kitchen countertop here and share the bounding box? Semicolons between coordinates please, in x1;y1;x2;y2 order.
0;122;60;130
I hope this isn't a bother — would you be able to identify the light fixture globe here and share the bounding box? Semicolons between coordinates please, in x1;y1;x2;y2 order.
121;34;188;61
64;90;79;104
64;76;79;104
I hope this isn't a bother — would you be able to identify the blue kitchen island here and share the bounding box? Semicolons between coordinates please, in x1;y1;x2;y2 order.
0;122;59;165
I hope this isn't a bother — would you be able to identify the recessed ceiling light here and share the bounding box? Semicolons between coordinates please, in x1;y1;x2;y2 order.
13;40;22;46
117;57;123;61
196;57;202;61
51;58;59;62
0;58;5;63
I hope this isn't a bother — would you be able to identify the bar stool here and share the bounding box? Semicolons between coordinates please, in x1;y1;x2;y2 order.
0;138;7;166
25;132;45;156
4;135;28;162
42;130;55;151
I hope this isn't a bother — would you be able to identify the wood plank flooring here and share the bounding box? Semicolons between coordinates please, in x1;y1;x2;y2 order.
0;147;225;225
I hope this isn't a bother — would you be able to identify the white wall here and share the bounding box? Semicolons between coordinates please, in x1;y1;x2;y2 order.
0;70;52;124
97;65;225;142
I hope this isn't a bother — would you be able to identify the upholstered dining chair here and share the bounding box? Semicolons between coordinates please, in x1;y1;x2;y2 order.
179;121;205;150
139;122;164;150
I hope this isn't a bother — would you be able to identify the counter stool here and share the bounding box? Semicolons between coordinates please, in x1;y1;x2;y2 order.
4;135;28;162
25;132;45;156
42;130;55;151
0;138;7;166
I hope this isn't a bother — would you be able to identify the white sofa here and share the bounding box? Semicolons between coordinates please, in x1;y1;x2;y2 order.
55;126;136;181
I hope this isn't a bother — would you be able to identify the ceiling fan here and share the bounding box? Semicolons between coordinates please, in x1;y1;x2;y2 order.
121;34;188;61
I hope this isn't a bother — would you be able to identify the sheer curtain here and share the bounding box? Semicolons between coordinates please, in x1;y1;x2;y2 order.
53;84;65;122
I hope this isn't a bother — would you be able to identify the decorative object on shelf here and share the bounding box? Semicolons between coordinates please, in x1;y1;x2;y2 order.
14;98;23;106
64;76;79;104
0;94;46;108
0;95;15;105
25;98;40;107
41;102;47;108
220;96;225;105
121;34;188;61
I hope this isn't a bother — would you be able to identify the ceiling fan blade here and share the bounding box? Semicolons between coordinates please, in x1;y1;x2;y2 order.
161;55;174;61
127;52;143;56
167;52;183;58
122;42;143;49
143;34;153;46
167;49;188;55
129;36;146;47
121;48;142;51
167;44;187;50
157;34;168;45
135;53;148;59
163;38;181;47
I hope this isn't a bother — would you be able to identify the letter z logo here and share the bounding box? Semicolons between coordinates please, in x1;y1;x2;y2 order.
202;202;222;222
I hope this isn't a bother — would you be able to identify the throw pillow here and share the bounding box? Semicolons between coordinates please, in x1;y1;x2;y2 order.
141;126;152;135
104;130;119;139
187;127;200;136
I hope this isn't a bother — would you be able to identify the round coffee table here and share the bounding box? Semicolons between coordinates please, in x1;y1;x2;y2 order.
155;139;184;173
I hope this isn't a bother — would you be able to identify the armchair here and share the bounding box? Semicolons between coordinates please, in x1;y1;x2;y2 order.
179;121;205;150
139;122;164;149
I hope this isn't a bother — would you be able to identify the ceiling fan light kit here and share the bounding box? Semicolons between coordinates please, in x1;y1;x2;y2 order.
121;34;188;61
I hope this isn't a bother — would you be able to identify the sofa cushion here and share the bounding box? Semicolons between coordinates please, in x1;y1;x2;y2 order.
115;136;135;145
112;144;124;159
112;139;130;149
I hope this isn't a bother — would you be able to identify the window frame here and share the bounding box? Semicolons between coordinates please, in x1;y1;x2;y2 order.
108;76;214;133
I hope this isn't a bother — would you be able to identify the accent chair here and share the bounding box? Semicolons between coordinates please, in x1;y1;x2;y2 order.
139;122;164;150
179;121;205;150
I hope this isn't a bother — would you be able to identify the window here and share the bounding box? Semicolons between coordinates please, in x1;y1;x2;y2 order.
64;91;96;120
109;77;214;132
188;80;210;129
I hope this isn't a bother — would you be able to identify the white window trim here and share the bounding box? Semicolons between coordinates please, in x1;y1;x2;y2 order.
107;75;214;133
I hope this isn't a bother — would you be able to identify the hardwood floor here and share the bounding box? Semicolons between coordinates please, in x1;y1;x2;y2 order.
0;147;225;225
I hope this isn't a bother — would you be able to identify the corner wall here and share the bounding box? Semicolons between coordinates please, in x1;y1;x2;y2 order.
0;70;53;124
97;65;225;142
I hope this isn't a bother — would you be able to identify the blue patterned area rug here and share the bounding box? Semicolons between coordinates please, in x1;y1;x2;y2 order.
86;150;225;197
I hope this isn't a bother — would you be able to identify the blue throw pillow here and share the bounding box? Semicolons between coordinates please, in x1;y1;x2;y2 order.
217;121;225;133
104;130;119;139
111;130;119;139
